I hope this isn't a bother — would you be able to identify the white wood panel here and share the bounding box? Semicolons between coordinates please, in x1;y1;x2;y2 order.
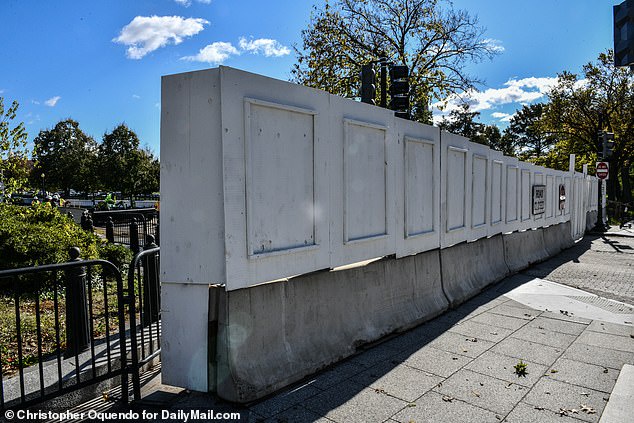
395;121;441;258
440;131;471;247
489;150;506;235
219;67;331;290
469;142;491;240
504;158;520;233
343;119;387;242
328;95;396;269
245;100;317;256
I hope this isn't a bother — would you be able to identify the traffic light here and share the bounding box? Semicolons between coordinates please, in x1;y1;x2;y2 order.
389;65;409;119
603;132;615;159
360;64;376;105
614;0;634;68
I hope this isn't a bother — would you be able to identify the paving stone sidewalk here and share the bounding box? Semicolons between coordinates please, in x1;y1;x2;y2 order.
48;234;634;423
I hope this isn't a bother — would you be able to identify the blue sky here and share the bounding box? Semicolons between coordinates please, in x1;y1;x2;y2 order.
0;0;621;155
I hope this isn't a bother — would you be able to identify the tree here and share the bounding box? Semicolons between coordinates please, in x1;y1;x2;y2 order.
292;0;500;123
504;104;554;162
438;103;485;142
539;51;634;202
438;103;514;154
32;119;97;197
0;98;30;195
98;124;159;203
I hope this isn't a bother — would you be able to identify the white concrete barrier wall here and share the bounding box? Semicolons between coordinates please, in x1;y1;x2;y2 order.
160;67;600;396
161;67;596;292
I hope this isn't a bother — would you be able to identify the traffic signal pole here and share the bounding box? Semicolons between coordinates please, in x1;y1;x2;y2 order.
380;54;387;108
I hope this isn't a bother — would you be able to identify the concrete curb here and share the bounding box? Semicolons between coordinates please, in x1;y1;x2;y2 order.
599;364;634;423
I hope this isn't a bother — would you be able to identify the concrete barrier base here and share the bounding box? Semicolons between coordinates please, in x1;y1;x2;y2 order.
203;221;579;403
213;249;447;403
502;228;549;273
543;221;575;256
441;235;510;306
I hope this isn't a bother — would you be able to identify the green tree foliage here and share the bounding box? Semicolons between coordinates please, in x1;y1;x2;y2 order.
438;103;515;154
292;0;500;123
98;124;159;202
0;203;129;271
504;103;554;162
32;119;97;196
539;51;634;202
0;98;30;195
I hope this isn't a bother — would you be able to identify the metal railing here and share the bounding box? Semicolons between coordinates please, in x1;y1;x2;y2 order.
92;209;159;250
0;251;128;410
125;237;160;401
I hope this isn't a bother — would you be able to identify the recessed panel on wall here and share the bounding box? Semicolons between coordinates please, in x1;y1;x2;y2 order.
491;161;503;226
405;137;434;237
546;175;554;218
520;169;531;222
447;147;467;231
506;166;519;223
245;100;317;256
344;119;387;242
471;154;488;228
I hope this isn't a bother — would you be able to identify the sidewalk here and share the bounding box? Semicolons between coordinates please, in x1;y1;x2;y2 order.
49;234;634;423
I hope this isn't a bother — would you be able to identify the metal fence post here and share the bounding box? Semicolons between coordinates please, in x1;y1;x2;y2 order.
130;218;140;254
86;214;94;233
106;216;115;243
142;235;160;326
155;221;160;246
65;247;90;358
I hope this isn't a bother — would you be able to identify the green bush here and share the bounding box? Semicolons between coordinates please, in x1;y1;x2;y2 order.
0;203;129;270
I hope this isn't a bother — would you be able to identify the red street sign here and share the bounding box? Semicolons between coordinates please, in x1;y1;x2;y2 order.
596;161;609;180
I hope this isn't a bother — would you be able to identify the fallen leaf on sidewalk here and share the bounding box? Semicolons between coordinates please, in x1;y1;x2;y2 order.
407;403;416;408
558;408;578;416
534;406;544;410
550;369;558;373
603;368;609;374
580;404;596;414
466;337;478;342
442;395;454;402
472;390;481;397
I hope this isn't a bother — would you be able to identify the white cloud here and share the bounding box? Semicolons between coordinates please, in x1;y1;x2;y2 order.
483;38;505;53
491;112;514;122
433;76;559;116
113;15;208;59
132;94;141;99
174;0;211;6
238;37;290;57
181;41;240;64
182;37;290;64
45;96;61;107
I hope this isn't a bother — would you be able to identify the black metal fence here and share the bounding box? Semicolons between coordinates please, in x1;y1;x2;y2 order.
126;237;160;400
91;209;159;251
0;251;127;410
0;241;161;411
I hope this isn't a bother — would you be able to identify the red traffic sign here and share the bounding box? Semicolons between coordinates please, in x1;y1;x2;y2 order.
596;161;609;180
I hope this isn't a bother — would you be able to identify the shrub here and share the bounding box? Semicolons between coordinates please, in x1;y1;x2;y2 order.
0;203;129;269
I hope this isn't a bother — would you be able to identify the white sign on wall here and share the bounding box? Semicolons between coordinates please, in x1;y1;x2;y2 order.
532;185;546;215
